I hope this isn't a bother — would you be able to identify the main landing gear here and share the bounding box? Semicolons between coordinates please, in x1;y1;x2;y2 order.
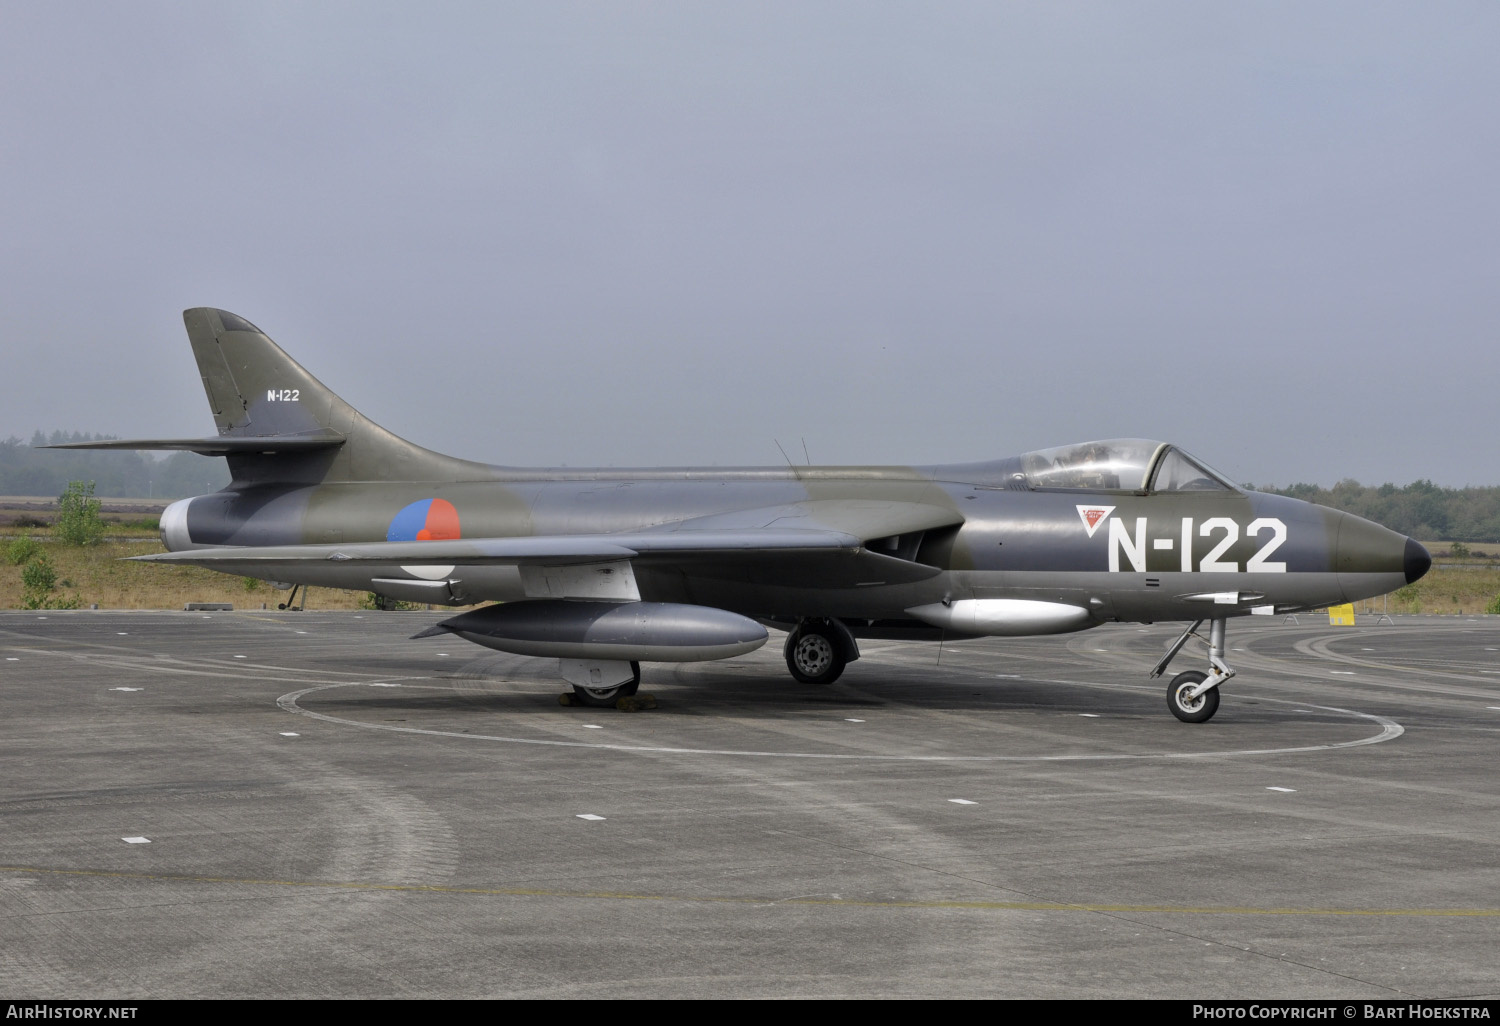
1151;618;1236;723
784;618;858;686
567;661;642;708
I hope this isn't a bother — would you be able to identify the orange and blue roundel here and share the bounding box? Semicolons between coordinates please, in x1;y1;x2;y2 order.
387;498;461;541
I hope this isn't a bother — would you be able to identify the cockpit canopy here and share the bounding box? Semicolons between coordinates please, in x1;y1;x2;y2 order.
1017;439;1236;493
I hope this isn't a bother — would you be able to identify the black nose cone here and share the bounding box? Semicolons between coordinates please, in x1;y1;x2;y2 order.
1404;538;1431;584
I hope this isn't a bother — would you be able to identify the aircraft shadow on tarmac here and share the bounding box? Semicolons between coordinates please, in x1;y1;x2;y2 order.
290;654;1374;730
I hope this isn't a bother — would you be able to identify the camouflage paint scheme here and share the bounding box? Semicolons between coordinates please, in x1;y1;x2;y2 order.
54;309;1430;720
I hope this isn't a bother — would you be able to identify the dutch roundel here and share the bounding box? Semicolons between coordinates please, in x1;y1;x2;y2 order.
386;498;461;542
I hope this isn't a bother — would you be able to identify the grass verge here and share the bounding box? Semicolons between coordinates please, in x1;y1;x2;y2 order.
1;538;369;610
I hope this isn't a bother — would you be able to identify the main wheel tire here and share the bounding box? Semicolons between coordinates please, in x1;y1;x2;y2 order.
570;661;642;708
1167;670;1220;723
786;626;847;685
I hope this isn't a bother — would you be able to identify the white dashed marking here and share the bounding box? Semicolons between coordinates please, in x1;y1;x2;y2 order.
279;732;299;737
844;718;865;723
1079;713;1101;718
583;725;603;730
576;814;605;821
948;799;977;805
121;837;150;844
1267;787;1297;793
108;687;142;692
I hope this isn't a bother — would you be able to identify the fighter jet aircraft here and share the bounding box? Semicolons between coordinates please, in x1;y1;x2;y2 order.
52;309;1431;721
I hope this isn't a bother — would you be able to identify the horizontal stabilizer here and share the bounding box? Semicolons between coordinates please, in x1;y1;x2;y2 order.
44;432;345;456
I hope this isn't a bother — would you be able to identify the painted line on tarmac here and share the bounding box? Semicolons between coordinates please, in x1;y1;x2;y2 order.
277;681;1403;762
2;863;1495;918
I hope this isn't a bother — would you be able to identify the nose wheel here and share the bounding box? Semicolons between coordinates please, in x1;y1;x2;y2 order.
1167;670;1220;723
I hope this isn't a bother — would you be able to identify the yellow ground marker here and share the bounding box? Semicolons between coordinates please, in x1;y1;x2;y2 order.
1328;603;1356;626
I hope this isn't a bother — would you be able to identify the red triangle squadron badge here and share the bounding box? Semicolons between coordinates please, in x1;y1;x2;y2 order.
1076;505;1115;538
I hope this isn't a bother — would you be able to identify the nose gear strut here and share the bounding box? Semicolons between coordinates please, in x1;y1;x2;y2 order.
1151;618;1236;723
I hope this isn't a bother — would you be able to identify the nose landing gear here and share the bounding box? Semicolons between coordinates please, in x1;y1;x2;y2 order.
1152;618;1235;723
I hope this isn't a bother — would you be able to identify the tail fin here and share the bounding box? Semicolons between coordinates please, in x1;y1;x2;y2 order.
47;310;488;488
183;308;485;486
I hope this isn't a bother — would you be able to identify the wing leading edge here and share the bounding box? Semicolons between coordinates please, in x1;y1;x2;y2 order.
131;527;861;567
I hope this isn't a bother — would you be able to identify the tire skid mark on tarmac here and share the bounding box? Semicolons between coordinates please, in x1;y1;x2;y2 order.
3;863;1497;918
10;616;1407;760
1295;634;1500;696
278;680;1402;761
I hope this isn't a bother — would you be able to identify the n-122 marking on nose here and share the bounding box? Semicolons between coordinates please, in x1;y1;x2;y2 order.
1109;517;1286;574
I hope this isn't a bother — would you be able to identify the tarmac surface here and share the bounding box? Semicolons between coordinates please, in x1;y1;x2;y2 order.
2;609;1498;999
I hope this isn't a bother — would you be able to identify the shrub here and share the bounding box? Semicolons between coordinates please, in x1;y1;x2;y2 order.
361;592;423;611
1487;594;1500;616
21;554;58;609
6;536;41;565
18;552;83;609
55;481;105;546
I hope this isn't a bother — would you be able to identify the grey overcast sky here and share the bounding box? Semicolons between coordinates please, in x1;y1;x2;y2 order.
3;2;1496;487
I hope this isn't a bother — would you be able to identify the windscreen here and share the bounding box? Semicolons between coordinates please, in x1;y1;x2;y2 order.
1149;448;1235;492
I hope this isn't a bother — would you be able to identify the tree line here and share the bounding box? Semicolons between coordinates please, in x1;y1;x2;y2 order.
1254;479;1500;543
0;432;230;499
